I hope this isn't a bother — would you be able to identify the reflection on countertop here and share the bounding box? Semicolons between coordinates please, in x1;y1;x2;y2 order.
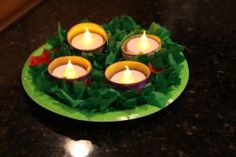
64;139;94;157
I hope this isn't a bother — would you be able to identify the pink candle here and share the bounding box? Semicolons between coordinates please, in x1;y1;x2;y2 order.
126;31;160;55
52;60;87;79
110;65;146;84
71;28;104;50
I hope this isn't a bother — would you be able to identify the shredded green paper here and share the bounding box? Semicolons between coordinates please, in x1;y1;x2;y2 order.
29;16;185;114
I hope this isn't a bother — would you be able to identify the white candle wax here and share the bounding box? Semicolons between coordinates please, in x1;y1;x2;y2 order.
71;32;104;50
127;37;159;55
52;64;87;78
111;69;146;84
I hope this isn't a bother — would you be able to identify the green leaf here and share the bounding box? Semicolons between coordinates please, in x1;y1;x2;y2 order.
114;29;127;41
122;97;139;108
81;53;94;63
103;16;140;35
165;64;183;86
120;16;139;32
159;27;171;41
148;22;160;34
107;37;117;51
90;69;104;81
99;88;120;98
140;83;153;95
168;43;185;64
93;53;106;69
47;36;60;47
168;53;177;66
150;52;165;69
153;73;169;93
84;94;118;112
145;92;167;108
58;22;67;43
148;22;171;42
132;55;150;65
94;53;106;62
56;43;71;57
61;80;71;94
93;60;103;69
29;64;47;76
105;51;116;65
99;96;118;111
33;69;53;92
120;90;138;99
57;89;83;107
72;81;86;99
86;87;98;97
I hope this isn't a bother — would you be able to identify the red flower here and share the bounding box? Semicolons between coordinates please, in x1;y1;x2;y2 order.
85;79;93;86
148;63;162;73
29;49;51;67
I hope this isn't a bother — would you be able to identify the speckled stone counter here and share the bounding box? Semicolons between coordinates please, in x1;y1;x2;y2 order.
0;0;235;156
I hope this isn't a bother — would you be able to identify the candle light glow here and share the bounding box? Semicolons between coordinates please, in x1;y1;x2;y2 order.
64;59;77;79
120;65;135;83
83;27;92;44
139;31;150;51
64;139;94;157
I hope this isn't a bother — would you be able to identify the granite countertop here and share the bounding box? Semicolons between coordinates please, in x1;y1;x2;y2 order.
0;0;235;156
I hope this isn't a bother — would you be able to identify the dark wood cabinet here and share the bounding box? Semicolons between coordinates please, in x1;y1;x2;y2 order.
0;0;41;31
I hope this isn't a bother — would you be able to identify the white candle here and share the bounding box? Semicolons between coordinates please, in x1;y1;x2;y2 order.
52;60;87;79
71;28;104;50
111;66;146;84
126;31;160;55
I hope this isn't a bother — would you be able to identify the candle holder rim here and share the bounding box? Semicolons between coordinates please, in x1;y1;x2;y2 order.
121;34;162;56
67;22;108;53
47;56;92;81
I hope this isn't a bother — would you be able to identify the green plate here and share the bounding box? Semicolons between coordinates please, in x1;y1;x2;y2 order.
22;44;189;122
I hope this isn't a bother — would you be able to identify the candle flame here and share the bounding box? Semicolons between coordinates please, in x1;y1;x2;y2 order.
84;27;92;44
64;59;77;79
120;65;135;83
139;30;150;50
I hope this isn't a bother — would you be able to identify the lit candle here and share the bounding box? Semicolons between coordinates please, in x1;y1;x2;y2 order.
121;31;161;57
127;31;160;54
111;65;146;84
48;56;92;81
67;23;108;53
105;61;150;89
52;59;87;79
71;27;104;50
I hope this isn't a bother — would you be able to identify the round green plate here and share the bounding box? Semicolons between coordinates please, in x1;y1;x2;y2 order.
22;44;189;122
